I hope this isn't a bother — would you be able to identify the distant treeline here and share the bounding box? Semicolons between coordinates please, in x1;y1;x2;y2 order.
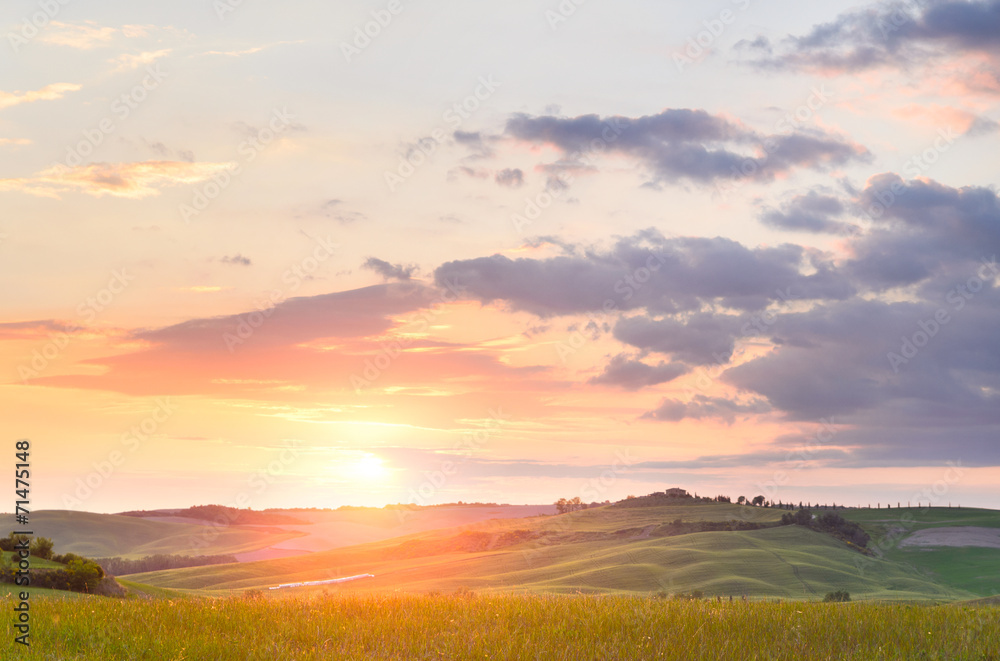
119;504;307;525
94;553;238;576
610;489;883;511
781;509;870;548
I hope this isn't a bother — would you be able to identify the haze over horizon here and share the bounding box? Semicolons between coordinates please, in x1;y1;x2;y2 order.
2;0;999;513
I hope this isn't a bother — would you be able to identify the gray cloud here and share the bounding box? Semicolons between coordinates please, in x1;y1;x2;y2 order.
453;130;494;159
221;254;252;266
849;174;1000;289
589;353;688;390
744;0;1000;76
495;167;524;188
724;290;1000;424
433;229;854;317
642;394;772;424
504;109;869;186
760;189;854;234
363;257;417;281
613;313;743;366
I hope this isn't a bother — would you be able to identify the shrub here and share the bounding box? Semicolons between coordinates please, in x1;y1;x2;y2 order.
823;590;851;602
30;536;54;559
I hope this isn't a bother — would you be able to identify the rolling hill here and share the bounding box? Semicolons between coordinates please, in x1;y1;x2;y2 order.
843;506;1000;597
0;505;554;561
11;501;997;603
124;502;982;602
0;510;301;558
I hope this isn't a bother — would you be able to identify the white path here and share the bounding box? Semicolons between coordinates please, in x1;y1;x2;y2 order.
268;574;375;590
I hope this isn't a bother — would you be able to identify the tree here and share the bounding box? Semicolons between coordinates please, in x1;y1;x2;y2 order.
752;495;765;507
0;532;30;552
30;536;54;560
554;497;584;514
66;559;103;593
737;496;746;505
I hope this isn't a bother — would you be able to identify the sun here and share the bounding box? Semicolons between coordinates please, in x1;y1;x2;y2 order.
352;454;388;480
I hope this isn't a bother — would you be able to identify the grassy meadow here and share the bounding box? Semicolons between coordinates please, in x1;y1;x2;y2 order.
4;591;999;660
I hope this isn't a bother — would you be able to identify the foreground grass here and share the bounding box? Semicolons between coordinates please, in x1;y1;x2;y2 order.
4;592;998;660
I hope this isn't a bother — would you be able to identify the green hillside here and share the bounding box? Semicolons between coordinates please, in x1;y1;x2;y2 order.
2;551;65;569
844;507;1000;597
126;504;973;602
0;511;301;558
845;506;1000;530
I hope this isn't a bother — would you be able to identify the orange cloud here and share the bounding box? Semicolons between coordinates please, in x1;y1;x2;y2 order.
0;161;237;199
890;104;979;133
0;83;81;111
38;21;117;49
928;52;1000;99
111;48;172;72
203;40;306;57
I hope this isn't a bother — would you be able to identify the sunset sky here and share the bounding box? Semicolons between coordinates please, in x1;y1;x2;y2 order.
2;0;999;513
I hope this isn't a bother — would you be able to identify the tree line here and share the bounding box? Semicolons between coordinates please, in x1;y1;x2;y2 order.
780;509;870;548
94;553;238;576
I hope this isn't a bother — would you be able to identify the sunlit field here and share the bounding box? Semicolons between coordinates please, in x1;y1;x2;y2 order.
8;592;999;660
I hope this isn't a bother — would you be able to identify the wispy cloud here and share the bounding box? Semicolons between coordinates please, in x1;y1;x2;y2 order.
203;40;306;57
0;83;81;111
110;48;172;72
0;161;237;199
38;21;117;49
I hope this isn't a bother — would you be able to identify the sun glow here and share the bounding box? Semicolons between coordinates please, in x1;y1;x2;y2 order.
350;454;388;481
